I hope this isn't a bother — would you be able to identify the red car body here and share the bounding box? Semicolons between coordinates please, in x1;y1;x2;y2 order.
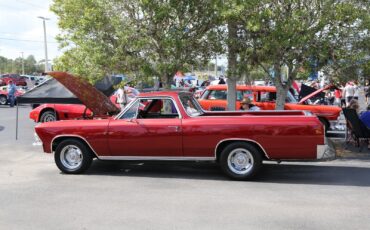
0;74;27;86
29;95;118;122
35;73;333;180
0;86;24;105
198;85;342;130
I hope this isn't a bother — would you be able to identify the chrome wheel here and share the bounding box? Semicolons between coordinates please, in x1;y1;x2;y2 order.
41;111;56;122
227;148;254;175
60;145;83;170
0;96;7;105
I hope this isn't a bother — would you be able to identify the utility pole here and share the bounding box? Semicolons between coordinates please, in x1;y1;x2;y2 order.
21;52;24;75
38;16;50;72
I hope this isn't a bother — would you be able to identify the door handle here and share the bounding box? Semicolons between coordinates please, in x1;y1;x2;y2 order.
168;126;180;132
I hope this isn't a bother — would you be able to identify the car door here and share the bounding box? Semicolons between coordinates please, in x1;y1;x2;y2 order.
108;98;183;157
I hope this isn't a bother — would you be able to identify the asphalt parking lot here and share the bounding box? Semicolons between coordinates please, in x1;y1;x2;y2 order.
1;105;370;230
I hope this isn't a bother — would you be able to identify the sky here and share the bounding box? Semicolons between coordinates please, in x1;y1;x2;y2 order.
0;0;61;62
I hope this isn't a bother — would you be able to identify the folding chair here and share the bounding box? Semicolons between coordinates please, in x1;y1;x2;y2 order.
342;108;370;151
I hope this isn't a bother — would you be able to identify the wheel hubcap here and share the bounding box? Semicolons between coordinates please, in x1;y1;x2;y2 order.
43;114;56;122
227;148;254;175
0;97;6;105
60;145;83;170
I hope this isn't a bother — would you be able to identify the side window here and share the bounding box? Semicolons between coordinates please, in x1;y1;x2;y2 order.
207;90;227;100
139;98;179;119
120;100;139;119
258;92;276;102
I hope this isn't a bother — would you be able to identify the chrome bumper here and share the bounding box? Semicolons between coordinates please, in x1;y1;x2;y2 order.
317;138;336;160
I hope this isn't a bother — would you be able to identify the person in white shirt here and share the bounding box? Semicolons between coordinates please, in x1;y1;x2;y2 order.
343;82;355;106
353;82;359;100
116;85;131;110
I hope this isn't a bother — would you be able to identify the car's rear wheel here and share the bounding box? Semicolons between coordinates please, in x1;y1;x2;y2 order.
54;139;93;174
220;142;262;180
40;110;57;123
0;95;7;105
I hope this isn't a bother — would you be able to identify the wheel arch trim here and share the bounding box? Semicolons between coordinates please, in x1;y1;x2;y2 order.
214;138;270;160
51;134;99;158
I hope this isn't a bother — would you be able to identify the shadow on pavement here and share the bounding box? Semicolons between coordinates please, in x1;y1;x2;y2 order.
85;160;370;187
0;126;4;132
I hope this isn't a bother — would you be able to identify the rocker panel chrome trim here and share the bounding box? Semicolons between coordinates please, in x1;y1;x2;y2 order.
99;156;215;161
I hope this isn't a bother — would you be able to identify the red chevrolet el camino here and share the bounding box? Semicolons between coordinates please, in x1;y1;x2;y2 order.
35;73;334;180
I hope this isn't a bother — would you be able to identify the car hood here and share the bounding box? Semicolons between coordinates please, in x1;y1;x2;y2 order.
298;84;335;104
47;71;120;115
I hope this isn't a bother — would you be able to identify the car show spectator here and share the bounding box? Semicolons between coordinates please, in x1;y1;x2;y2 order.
364;80;370;104
347;99;360;114
343;82;355;106
7;80;16;107
353;82;359;101
116;84;131;110
334;87;342;107
240;97;260;111
218;77;226;84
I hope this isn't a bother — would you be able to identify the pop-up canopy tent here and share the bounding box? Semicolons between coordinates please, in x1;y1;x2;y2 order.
17;74;123;104
17;78;82;104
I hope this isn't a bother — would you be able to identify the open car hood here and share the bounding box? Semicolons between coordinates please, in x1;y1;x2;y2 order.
47;71;120;115
298;84;335;104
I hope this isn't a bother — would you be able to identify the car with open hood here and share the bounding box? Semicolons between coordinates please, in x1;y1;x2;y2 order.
34;72;334;180
198;85;342;131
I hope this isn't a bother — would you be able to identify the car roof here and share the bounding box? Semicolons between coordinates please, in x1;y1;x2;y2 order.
139;91;189;98
206;84;277;92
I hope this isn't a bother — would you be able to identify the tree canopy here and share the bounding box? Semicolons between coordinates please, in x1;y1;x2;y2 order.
51;0;369;109
51;0;222;85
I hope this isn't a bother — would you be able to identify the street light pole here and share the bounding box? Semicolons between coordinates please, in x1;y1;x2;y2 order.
21;52;24;75
38;16;50;72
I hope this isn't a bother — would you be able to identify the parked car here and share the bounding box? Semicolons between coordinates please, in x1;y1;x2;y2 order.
0;86;25;105
29;95;119;123
34;80;333;180
0;74;27;86
198;85;342;131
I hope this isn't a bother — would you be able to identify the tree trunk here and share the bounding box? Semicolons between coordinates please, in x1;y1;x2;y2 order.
273;65;290;110
227;78;237;110
162;74;172;90
275;83;289;110
226;21;238;111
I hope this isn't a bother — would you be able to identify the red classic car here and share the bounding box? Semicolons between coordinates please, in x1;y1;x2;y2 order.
0;86;24;105
34;72;334;180
198;85;342;131
29;95;119;123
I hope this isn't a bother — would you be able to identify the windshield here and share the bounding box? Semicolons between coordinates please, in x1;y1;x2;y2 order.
179;93;203;117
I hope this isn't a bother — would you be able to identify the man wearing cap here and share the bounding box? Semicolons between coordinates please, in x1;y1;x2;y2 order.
240;97;260;111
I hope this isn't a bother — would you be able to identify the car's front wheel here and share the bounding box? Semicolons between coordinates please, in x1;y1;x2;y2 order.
54;139;93;174
0;95;7;105
220;142;262;180
40;110;57;123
